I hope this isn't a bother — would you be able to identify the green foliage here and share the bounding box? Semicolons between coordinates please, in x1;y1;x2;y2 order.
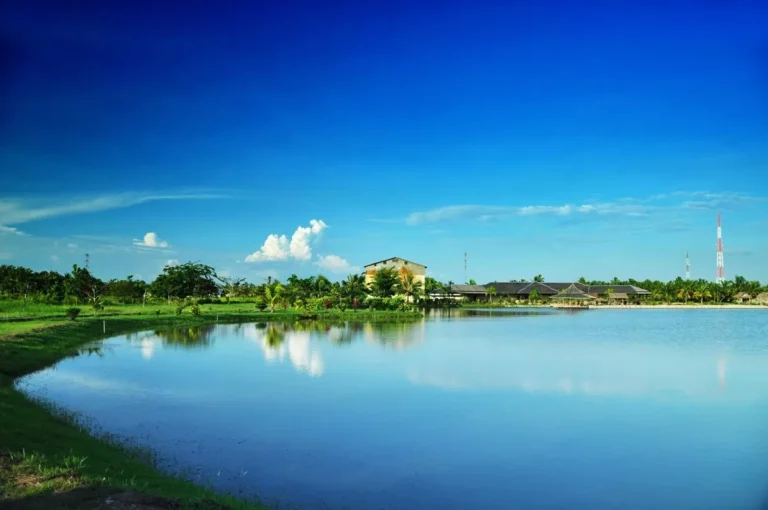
190;303;202;316
369;267;400;298
151;262;220;301
254;296;267;311
65;308;81;321
529;289;541;303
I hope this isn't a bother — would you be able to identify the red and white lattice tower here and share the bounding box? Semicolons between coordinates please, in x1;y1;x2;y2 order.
685;251;690;280
716;214;725;283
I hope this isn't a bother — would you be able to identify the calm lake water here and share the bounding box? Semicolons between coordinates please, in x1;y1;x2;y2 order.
16;309;768;510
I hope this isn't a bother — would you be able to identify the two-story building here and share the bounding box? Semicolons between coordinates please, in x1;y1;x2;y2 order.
363;257;427;288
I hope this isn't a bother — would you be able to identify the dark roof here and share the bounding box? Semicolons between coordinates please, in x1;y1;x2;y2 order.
363;257;427;269
584;284;651;295
481;282;651;296
550;283;596;300
451;284;487;294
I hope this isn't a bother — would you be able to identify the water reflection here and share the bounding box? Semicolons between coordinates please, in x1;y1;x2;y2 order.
243;323;324;376
427;307;566;319
238;320;424;376
125;325;217;359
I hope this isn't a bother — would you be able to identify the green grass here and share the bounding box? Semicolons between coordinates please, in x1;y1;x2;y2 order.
0;308;420;508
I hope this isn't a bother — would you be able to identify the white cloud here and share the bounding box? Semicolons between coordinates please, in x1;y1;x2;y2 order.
0;191;226;226
245;234;289;262
0;225;26;236
403;191;765;226
244;325;324;377
315;254;359;274
133;232;169;248
67;243;78;249
0;252;11;260
245;219;327;263
50;255;59;262
165;259;180;267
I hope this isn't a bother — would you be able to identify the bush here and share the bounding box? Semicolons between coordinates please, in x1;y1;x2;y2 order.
66;308;81;321
191;304;202;316
254;296;267;312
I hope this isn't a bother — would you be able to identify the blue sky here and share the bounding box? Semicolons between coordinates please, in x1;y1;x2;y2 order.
1;1;767;283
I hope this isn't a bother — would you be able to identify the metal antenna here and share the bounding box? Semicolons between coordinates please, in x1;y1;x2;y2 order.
464;252;467;284
685;251;690;280
716;214;724;283
85;253;90;270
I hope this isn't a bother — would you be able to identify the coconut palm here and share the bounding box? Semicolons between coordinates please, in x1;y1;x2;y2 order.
693;280;712;303
398;269;423;305
264;283;283;312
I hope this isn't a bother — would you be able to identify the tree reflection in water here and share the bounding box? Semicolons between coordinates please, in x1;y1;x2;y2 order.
153;325;217;349
243;319;424;377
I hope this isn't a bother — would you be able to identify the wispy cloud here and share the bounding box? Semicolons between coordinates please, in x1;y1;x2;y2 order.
0;225;27;236
680;191;766;210
0;252;11;260
0;191;228;228
133;232;169;248
403;191;765;226
315;254;359;274
245;219;327;263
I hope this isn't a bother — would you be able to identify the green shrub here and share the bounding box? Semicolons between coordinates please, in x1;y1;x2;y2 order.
191;304;202;316
66;308;81;321
254;296;267;312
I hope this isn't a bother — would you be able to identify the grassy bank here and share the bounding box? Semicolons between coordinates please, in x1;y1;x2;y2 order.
0;310;420;508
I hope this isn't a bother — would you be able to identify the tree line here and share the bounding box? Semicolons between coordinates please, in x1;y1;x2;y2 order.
469;274;767;303
0;263;447;312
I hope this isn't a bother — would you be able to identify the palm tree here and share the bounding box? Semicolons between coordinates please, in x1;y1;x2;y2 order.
398;269;423;305
676;280;693;303
693;280;711;303
529;289;540;303
264;283;283;312
341;274;366;304
533;274;544;283
485;285;497;302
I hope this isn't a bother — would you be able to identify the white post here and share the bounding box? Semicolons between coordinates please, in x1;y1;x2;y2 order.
103;320;106;334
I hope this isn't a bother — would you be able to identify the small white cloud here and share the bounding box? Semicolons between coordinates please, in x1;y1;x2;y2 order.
133;232;169;248
315;254;359;274
245;219;327;263
67;243;78;249
165;259;180;267
0;252;11;260
50;255;59;262
0;225;26;236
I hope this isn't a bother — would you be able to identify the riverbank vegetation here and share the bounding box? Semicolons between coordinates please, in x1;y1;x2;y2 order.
0;262;439;325
462;275;768;306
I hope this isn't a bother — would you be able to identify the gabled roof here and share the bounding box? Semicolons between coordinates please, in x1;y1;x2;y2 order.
451;284;487;294
550;283;596;300
518;282;559;295
363;257;427;269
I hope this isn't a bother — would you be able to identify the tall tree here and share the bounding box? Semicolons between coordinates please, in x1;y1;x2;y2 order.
369;267;400;298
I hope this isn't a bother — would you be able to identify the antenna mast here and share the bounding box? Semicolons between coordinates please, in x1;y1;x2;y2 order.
716;214;724;283
685;251;690;280
464;252;467;284
85;253;90;270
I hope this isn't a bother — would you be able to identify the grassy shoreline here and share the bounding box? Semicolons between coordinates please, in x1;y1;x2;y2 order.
0;309;421;509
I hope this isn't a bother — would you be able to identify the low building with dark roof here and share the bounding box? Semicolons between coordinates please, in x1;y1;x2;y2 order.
451;281;651;301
